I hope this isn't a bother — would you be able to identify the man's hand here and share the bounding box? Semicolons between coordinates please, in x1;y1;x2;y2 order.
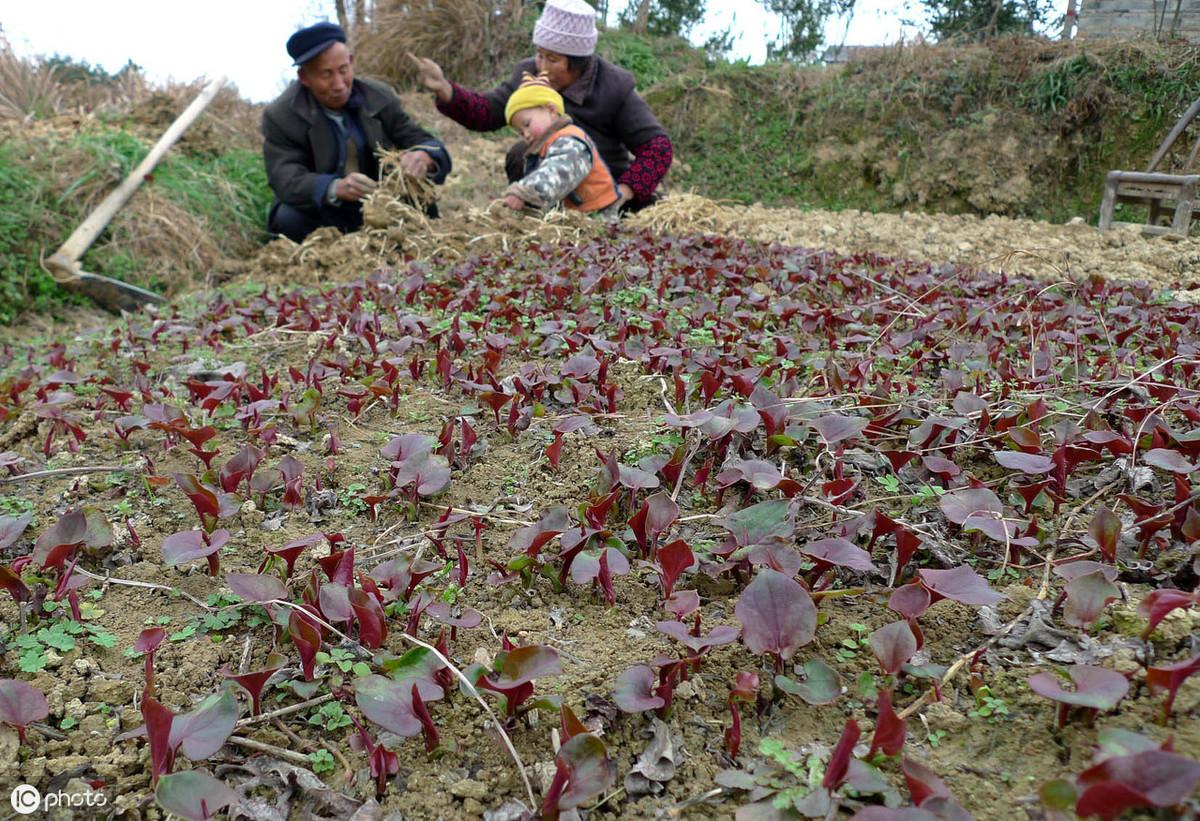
502;194;525;211
334;172;377;203
400;150;436;179
616;183;634;209
409;53;453;104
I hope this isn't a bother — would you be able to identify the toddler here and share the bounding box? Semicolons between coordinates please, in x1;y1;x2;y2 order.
501;73;620;217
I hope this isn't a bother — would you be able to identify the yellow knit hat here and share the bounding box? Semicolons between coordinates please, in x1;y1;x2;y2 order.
504;72;565;125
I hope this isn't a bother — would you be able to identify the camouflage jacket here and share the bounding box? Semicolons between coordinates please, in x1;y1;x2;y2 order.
503;117;618;219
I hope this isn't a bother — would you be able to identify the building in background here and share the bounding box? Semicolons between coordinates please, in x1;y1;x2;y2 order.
1076;0;1200;40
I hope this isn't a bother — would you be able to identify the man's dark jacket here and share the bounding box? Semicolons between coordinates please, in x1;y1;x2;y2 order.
262;76;450;212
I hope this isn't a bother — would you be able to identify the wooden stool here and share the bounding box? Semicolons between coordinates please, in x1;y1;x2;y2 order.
1098;96;1200;237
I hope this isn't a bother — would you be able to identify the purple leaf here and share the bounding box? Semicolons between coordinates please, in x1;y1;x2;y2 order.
869;620;918;675
735;568;816;664
715;458;783;491
226;572;285;604
1062;571;1120;629
800;537;877;572
823;718;860;790
657;539;694;598
665;589;701;619
355;674;445;736
543;732;617;814
162;529;229;567
0;679;49;744
1028;665;1129;711
508;507;571;555
169;689;239;761
488;645;561;688
1076;749;1200;818
424;603;484;630
1088;506;1121;563
1142;448;1198;474
1137;589;1197;639
218;445;264;494
720;500;793;548
318;583;354;623
134;627;166;654
655;621;740;654
613;664;664;713
810;414;868;446
938;488;1004;526
32;508;87;570
0;512;33;550
617;463;660;491
155;770;238;821
1145;652;1200;720
994;451;1056;474
393;450;451;496
1053;560;1118;582
888;582;932;620
381;433;435;462
918;565;1004;607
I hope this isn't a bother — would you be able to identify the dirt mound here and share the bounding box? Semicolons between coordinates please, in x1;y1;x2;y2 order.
628;195;1200;298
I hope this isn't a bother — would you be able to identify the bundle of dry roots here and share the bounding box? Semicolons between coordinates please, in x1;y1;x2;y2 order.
256;149;608;284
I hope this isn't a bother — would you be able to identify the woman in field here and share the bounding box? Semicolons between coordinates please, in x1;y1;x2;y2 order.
410;0;672;213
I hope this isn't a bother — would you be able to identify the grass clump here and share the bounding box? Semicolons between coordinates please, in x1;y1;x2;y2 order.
650;38;1200;223
0;126;269;323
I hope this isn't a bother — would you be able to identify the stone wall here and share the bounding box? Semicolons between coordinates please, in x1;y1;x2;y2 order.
1077;0;1200;40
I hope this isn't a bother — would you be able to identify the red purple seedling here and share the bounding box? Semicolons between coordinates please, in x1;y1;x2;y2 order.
287;609;323;681
0;678;49;746
127;689;239;781
1145;651;1200;723
134;627;166;696
1137;587;1199;639
1027;664;1129;728
355;673;444;753
614;663;668;716
162;528;229;576
467;644;561;721
221;652;285;716
346;709;400;797
541;732;616;820
723;671;759;757
734;568;817;673
1071;734;1200;819
869;619;919;677
866;690;907;758
173;474;237;533
628;491;679;559
1054;560;1119;629
154;770;238;821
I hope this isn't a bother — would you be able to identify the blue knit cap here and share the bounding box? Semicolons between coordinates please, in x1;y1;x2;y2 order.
287;22;346;66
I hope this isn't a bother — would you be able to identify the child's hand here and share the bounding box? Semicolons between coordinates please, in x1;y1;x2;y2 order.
502;194;525;211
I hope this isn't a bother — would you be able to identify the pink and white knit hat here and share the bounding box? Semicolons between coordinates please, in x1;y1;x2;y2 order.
532;0;598;57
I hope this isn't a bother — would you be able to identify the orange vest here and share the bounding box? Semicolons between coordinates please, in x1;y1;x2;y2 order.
538;125;619;213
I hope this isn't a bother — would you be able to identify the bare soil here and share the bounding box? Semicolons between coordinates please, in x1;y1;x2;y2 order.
0;91;1197;821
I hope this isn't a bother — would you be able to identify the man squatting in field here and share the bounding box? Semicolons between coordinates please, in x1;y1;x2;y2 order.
262;22;451;242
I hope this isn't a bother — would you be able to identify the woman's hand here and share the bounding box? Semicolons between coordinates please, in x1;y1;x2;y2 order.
408;53;453;103
615;183;634;209
502;194;525;211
